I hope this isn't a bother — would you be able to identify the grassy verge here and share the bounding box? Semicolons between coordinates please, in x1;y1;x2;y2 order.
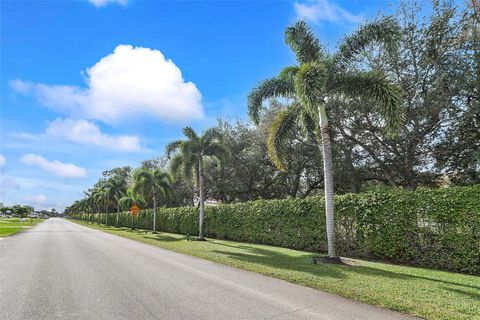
72;220;480;320
0;218;42;237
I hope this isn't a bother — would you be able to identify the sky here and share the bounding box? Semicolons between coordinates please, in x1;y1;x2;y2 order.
0;0;401;211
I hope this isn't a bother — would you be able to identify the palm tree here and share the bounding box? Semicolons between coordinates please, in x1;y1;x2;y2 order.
119;188;145;231
133;168;172;233
83;190;95;223
166;127;230;240
106;177;128;227
92;187;103;225
98;185;112;226
248;19;404;258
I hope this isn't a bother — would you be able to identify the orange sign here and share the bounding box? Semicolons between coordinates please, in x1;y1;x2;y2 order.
130;204;139;217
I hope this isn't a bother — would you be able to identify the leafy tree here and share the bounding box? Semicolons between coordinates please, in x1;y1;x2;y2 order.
166;127;230;239
248;19;403;258
133;168;172;233
331;1;478;189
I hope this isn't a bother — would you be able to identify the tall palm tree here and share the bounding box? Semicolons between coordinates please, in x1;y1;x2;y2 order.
166;127;230;240
92;187;103;225
106;177;128;227
83;190;95;223
99;185;112;226
133;168;172;233
119;188;145;231
248;19;404;258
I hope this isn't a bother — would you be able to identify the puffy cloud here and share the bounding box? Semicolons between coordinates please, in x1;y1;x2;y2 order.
11;45;204;124
88;0;128;7
0;155;5;167
20;154;87;178
294;0;363;24
46;118;141;152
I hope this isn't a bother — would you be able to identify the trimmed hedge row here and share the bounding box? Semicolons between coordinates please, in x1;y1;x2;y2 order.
75;185;480;274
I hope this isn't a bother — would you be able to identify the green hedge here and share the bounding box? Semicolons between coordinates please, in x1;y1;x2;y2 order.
75;185;480;274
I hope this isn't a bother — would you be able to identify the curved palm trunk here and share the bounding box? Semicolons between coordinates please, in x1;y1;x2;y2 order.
152;194;157;233
318;105;336;258
198;157;205;240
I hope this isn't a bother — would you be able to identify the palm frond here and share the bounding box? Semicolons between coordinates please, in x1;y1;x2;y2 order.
202;127;223;144
267;105;300;171
205;142;231;164
182;127;199;141
333;17;401;72
165;140;183;158
169;154;184;176
248;76;295;124
294;61;327;113
333;71;405;135
285;20;323;64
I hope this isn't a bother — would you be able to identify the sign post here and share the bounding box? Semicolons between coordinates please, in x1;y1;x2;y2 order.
130;204;139;231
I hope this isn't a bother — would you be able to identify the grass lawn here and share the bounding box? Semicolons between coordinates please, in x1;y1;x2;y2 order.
72;220;479;320
0;218;42;237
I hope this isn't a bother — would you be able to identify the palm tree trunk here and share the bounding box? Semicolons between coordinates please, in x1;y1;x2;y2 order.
318;105;336;258
97;206;100;225
116;203;120;228
106;205;109;226
198;157;205;240
152;194;157;233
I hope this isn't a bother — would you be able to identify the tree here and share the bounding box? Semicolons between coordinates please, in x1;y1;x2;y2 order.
166;127;230;240
119;188;145;231
248;19;403;258
98;185;112;226
329;1;479;190
106;176;128;227
133;168;172;233
91;187;104;225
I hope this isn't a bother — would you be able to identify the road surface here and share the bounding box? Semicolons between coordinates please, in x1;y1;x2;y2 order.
1;218;417;320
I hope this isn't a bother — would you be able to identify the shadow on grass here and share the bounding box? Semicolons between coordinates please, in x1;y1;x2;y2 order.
442;286;480;300
144;234;186;242
210;244;346;279
209;242;480;290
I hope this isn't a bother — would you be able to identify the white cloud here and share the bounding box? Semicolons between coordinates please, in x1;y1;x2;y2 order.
20;154;87;178
26;194;48;205
11;45;204;124
294;0;363;24
0;155;5;167
46;118;141;152
88;0;128;7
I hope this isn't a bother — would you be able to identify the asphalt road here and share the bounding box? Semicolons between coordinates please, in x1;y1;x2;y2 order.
1;218;418;320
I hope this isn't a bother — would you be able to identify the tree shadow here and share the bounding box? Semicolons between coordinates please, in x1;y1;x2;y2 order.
208;241;480;290
349;265;480;290
144;233;186;242
210;244;347;279
442;286;480;300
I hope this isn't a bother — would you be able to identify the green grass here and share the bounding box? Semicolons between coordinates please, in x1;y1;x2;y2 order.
72;220;480;320
0;218;42;237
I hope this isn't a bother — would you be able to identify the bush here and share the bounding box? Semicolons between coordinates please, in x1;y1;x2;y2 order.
75;185;480;274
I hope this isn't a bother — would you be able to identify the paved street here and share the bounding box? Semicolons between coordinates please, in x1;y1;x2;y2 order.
1;219;417;320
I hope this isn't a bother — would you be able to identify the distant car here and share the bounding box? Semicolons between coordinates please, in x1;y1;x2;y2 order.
43;215;49;219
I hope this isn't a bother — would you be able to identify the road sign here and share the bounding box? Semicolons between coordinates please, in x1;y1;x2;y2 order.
130;204;139;217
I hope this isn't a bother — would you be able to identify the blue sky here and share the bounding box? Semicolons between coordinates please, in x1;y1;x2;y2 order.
1;0;400;211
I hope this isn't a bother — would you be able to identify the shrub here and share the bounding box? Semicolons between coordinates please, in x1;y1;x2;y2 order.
75;185;480;274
